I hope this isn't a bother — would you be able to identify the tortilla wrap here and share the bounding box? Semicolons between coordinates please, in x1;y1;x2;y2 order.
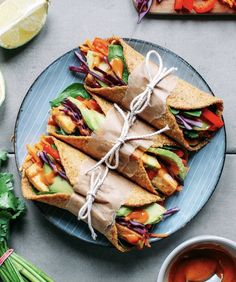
48;94;184;196
84;36;223;151
21;138;161;252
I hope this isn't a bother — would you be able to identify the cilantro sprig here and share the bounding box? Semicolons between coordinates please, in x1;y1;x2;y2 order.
0;151;53;282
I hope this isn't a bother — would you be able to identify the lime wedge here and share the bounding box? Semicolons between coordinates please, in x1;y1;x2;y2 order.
0;70;5;107
0;0;49;49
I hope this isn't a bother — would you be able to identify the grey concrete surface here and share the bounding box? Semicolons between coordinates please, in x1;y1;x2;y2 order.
0;0;235;281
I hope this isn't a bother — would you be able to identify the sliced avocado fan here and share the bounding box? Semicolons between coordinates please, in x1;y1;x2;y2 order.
147;148;187;181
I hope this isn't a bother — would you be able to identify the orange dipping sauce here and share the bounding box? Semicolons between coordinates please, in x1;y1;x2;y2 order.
168;244;236;282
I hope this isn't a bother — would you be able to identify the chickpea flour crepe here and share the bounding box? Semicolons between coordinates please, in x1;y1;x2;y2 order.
47;83;189;197
70;36;224;151
21;136;177;252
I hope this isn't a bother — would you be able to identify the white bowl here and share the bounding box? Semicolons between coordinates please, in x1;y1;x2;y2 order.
157;235;236;282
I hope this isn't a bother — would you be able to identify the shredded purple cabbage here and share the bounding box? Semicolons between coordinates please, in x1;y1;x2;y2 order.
38;151;68;180
116;217;148;236
135;0;153;23
62;99;83;122
163;207;180;219
69;51;126;87
69;52;114;87
69;65;113;87
93;66;126;86
61;98;92;136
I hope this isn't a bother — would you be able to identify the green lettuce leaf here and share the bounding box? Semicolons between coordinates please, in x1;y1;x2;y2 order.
108;45;129;84
50;83;91;107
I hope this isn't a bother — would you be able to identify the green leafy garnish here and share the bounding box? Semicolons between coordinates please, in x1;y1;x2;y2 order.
0;150;8;167
169;108;179;115
184;131;199;139
50;83;90;108
0;172;53;281
108;45;129;84
183;110;202;117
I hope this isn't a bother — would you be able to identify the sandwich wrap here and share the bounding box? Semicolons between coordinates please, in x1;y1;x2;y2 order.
21;137;163;252
76;36;223;151
48;87;188;196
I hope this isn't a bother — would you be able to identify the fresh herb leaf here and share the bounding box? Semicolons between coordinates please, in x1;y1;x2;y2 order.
0;173;13;194
184;131;199;139
50;83;91;107
0;150;8;167
169;107;179;115
108;45;129;84
0;172;52;281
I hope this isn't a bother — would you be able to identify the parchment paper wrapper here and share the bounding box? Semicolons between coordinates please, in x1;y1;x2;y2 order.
84;36;224;151
21;138;161;252
123;61;178;122
48;95;182;195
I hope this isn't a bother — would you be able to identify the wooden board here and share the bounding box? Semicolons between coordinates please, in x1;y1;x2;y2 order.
134;0;236;15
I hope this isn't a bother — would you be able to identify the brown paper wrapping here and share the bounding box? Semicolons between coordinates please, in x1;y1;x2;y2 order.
21;138;161;252
48;94;181;195
123;61;178;122
86;107;154;176
84;36;224;151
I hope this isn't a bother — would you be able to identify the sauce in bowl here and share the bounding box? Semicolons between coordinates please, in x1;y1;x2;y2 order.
168;244;236;282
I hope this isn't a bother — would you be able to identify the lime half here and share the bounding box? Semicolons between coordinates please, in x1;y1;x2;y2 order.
0;70;5;107
0;0;49;49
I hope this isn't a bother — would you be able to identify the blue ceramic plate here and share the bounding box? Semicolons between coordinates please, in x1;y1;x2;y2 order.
15;39;226;247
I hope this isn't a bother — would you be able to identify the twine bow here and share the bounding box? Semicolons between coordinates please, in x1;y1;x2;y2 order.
78;50;177;239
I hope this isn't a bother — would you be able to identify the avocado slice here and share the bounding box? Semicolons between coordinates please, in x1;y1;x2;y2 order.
49;176;73;194
67;97;105;132
42;164;73;194
144;203;166;225
116;206;133;217
147;148;187;181
141;153;161;170
43;163;52;174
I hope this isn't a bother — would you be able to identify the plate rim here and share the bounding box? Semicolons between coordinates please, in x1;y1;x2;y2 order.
14;38;227;248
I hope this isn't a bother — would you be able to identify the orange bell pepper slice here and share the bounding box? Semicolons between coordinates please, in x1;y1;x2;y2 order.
43;144;60;162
